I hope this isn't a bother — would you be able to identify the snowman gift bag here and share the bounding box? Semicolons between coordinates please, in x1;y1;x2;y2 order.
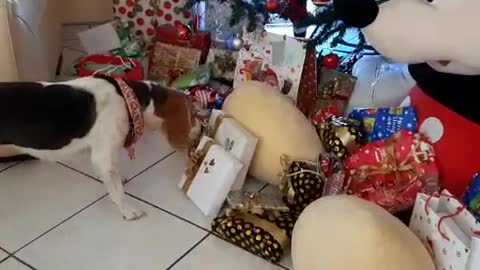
179;136;243;218
409;190;480;270
233;30;306;103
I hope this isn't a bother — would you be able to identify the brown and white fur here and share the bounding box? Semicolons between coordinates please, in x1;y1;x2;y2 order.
0;76;200;220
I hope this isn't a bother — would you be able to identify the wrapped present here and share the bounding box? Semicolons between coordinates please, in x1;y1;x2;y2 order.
345;130;440;213
463;173;480;220
317;116;366;159
206;48;238;80
207;110;258;190
113;0;192;42
149;42;201;82
76;54;144;80
348;106;418;142
156;24;212;64
310;67;356;121
179;136;243;217
212;208;296;263
226;191;290;214
296;43;318;117
173;65;211;89
234;31;306;102
279;153;345;215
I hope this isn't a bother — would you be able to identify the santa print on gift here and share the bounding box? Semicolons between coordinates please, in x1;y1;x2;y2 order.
113;0;192;41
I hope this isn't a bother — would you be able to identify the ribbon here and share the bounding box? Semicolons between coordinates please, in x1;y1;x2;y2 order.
347;133;429;192
319;117;361;154
181;139;216;193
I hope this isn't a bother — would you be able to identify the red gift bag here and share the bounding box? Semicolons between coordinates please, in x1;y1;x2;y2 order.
345;130;441;213
296;43;318;117
77;54;144;80
155;24;211;64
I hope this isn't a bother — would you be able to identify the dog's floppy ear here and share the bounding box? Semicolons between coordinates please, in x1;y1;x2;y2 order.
152;87;194;150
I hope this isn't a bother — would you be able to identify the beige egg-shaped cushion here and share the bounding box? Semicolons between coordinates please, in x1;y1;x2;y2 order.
292;195;435;270
223;81;324;186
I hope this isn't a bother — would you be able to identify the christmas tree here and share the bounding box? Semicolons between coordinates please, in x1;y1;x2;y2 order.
183;0;377;71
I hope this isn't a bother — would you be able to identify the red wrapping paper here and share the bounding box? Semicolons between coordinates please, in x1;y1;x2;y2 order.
345;130;440;213
155;24;211;64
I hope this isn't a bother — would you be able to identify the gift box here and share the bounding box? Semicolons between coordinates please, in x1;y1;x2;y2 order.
207;110;258;190
113;0;193;42
348;106;418;142
76;54;144;80
206;48;238;80
156;24;212;64
310;67;356;122
280;153;345;215
179;136;243;217
212;209;296;263
149;42;201;82
345;130;441;213
234;31;306;102
463;173;480;220
317;116;366;159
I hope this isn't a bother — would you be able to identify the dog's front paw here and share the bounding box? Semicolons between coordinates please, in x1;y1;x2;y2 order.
121;205;147;221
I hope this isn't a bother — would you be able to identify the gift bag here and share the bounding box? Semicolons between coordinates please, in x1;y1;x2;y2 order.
310;67;356;123
464;173;480;220
206;110;258;190
234;30;306;102
76;54;144;80
296;43;318;117
206;48;238;80
179;136;243;217
113;0;192;42
149;42;201;82
349;106;418;142
345;130;441;213
410;190;480;270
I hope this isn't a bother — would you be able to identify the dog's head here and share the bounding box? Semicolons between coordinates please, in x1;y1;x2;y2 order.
146;83;201;151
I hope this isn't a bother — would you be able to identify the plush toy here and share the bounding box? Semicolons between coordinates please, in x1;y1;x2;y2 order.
334;0;480;196
292;195;435;270
223;81;324;186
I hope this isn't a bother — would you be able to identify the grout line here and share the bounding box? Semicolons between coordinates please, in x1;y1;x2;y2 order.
57;162;103;184
0;246;10;254
0;255;11;264
11;255;38;270
0;161;23;174
13;194;108;255
126;151;176;184
258;183;269;193
126;193;210;233
165;233;210;270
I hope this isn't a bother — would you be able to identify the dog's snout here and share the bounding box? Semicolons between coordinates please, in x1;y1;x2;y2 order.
333;0;379;28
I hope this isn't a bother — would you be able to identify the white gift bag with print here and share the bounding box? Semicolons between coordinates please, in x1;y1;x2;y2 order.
179;136;243;218
208;110;257;191
233;30;306;103
409;190;480;270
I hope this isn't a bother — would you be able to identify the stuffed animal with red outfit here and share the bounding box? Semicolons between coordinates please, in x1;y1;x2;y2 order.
334;0;480;196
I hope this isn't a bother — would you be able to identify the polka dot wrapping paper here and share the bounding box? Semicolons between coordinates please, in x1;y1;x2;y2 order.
345;130;440;214
113;0;192;42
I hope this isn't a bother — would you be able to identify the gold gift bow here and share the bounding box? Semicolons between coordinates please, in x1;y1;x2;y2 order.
346;133;431;191
279;155;325;204
227;192;270;216
182;140;216;193
216;210;290;253
319;117;361;155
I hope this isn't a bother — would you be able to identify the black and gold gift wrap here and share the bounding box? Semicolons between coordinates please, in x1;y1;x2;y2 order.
279;155;325;215
317;116;365;159
211;210;296;263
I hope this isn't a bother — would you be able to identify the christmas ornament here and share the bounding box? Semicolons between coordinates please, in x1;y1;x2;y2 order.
266;0;281;13
176;23;191;40
231;33;244;50
322;53;340;69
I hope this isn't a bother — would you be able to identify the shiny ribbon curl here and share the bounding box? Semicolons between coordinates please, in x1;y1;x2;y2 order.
319;117;362;155
182;140;216;193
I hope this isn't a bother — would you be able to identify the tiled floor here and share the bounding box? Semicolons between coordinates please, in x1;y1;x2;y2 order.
0;132;292;270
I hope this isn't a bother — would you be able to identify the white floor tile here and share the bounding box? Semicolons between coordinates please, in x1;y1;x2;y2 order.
0;161;104;251
127;152;266;229
17;197;207;270
0;250;7;261
62;131;174;181
0;258;30;270
0;163;15;172
171;235;286;270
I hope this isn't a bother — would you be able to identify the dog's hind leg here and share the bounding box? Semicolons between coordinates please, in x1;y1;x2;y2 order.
91;145;146;220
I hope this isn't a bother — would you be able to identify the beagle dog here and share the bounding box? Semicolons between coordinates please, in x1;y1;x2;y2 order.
0;76;200;220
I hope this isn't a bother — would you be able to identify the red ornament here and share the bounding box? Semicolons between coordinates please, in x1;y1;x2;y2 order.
176;23;191;40
266;0;280;13
322;53;340;69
